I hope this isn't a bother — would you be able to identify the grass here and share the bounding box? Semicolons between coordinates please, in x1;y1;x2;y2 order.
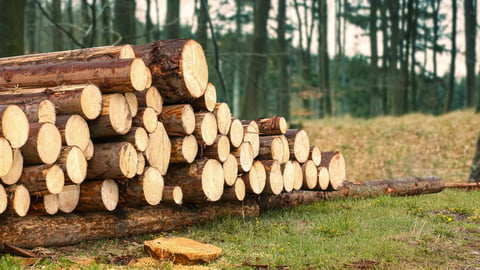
4;110;480;269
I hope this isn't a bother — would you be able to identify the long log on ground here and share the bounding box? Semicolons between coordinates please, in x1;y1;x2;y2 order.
159;104;195;136
0;199;259;250
191;82;217;112
229;118;244;148
320;151;346;191
57;146;87;184
444;182;480;190
256;176;445;210
56;114;90;152
15;100;56;124
58;185;80;213
169;135;198;164
242;160;266;195
1;149;22;185
222;154;238;186
0;138;12;178
133;39;208;103
0;105;29;148
132;107;158;133
194;112;218;146
76;179;119;212
18;164;64;194
214;103;232;135
88;93;132;137
199;135;230;162
118;167;164;207
0;44;135;67
144;122;171;175
136;86;163;115
86;142;138;179
254;116;288;135
22;123;61;165
284;129;310;163
162;185;183;205
0;58;150;93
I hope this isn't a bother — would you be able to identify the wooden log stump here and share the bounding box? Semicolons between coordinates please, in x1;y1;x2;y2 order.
86;142;138;179
222;177;246;201
160;104;196;136
194;112;218;146
76;179;119;212
30;193;59;216
0;58;151;92
145;122;171;175
199;135;230;162
281;161;295;193
83;139;94;161
124;92;138;117
242;160;266;195
258;136;284;161
242;120;260;158
19;164;64;194
0;44;135;66
22;122;61;165
132;107;158;133
255;116;288;135
231;142;254;172
170;135;198;164
309;146;321;166
162;185;184;205
88;93;132;137
301;160;318;190
261;160;284;195
15;100;56;124
133;39;208;103
0;137;13;178
285;129;310;163
222;154;238;186
214;103;232;135
58;146;87;184
58;185;80;213
0;105;29;148
119;167;164;207
56;114;90;151
229;118;244;148
165;159;224;202
320;151;346;191
6;185;30;217
317;166;330;190
0;184;6;214
191;82;217;112
136;86;163;115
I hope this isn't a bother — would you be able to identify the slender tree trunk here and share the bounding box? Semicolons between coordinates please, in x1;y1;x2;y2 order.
232;0;243;117
319;0;330;116
277;0;290;120
410;0;418;111
445;0;456;112
101;0;111;45
165;0;180;39
145;0;153;43
431;0;440;79
26;0;36;53
196;0;208;50
0;0;24;57
465;0;476;108
52;0;63;51
153;0;161;40
81;0;92;46
388;0;405;115
369;0;380;116
380;0;389;114
402;0;414;114
114;0;136;44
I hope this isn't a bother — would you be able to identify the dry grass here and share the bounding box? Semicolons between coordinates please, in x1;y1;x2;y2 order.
304;109;480;182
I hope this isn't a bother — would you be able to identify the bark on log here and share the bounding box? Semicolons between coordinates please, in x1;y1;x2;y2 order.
5;185;30;217
170;135;198;164
0;137;12;178
254;116;288;135
194;112;217;146
0;44;135;66
0;199;260;250
214;103;232;135
30;193;59;216
242;121;260;158
88;93;132;137
284;129;310;163
86;142;138;179
0;105;29;148
317;166;330;190
258;136;284;161
229;118;244;148
15;100;56;124
1;148;21;185
56;115;90;151
132;107;158;133
159;104;195;136
124;92;138;117
165;159;224;202
0;58;150;92
21;122;61;165
310;146;321;166
76;179;119;212
222;154;238;186
162;185;183;205
191;82;216;112
133;39;208;103
119;167;164;207
57;146;87;184
136;86;163;115
222;177;246;201
231;142;254;172
18;164;64;194
281;161;295;193
301;160;318;190
242;160;266;195
199;135;230;162
320;151;346;191
144;122;171;175
58;185;80;213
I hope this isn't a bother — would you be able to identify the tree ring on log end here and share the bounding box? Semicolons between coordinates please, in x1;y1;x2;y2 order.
102;179;119;211
200;112;217;145
119;142;138;178
46;164;65;194
0;138;13;178
215;103;232;135
65;115;90;151
222;154;238;186
182;135;198;163
2;105;29;148
119;44;136;59
38;123;62;165
143;167;164;205
229;119;244;148
292;160;303;191
239;142;254;172
110;94;132;135
182;40;208;99
66;146;87;184
251;160;266;194
13;185;30;217
234;178;246;201
329;153;346;190
0;184;7;214
282;161;296;193
293;130;310;163
81;85;103;120
201;159;224;202
303;160;318;190
130;58;150;91
134;127;149;152
318;166;330;190
182;104;195;135
269;160;284;195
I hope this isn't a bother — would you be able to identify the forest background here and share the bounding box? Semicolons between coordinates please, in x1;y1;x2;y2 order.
0;0;478;121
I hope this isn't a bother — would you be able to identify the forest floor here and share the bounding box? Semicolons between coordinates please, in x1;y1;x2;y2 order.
2;109;480;269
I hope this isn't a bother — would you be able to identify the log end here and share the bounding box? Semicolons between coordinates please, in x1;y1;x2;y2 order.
0;184;7;214
145;86;163;114
251;160;267;194
2;105;29;148
222;154;238;186
270;137;284;162
229;119;244;148
203;83;217;112
119;142;139;178
281;161;296;193
13;185;30;217
58;185;80;213
267;160;284;195
1;148;22;185
83;139;94;161
38;123;62;165
234;178;246;201
244;122;260;158
43;193;59;215
119;44;136;59
238;142;254;172
303;160;318;190
278;117;288;134
110;94;132;135
200;113;218;146
125;92;139;118
318;166;330;190
328;152;346;191
293;130;310;163
310;146;322;166
142;107;159;133
214;103;232;135
292;161;303;191
134;127;149;152
137;152;146;175
65;115;91;151
0;138;13;178
46;164;65;194
182;105;196;135
130;58;150;91
102;179;119;211
145;122;171;175
143;167;164;206
182;135;198;163
217;135;231;162
201;159;224;202
182;40;209;99
38;100;56;124
66;146;87;184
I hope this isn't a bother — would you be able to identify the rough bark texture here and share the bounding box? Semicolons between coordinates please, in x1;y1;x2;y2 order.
18;164;64;194
86;142;138;179
255;116;288;135
76;179;119;212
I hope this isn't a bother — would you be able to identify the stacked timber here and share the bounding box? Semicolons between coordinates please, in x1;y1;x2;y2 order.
0;39;350;249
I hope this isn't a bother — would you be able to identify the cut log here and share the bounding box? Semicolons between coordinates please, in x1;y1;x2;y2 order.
76;179;119;212
231;142;254;172
133;39;208;103
214;103;232;135
136;86;163;115
19;164;64;194
165;159;224;202
6;185;30;217
58;185;80;213
0;199;260;250
170;135;198;164
86;142;138;179
88;93;132;137
222;177;246;201
30;193;59;215
194;112;217;146
0;105;29;148
242;121;260;158
317;166;330;190
281;161;295;193
124;92;138;117
1;148;21;185
132;107;158;133
445;182;480;190
222;154;238;186
144;122;171;175
0;58;151;92
229;118;244;148
0;137;12;178
83;139;94;160
258;136;284;161
278;135;290;164
58;146;87;184
309;146;321;166
191;82;216;112
291;160;303;191
0;184;6;214
260;160;283;195
199;135;230;162
22;122;61;165
56;114;90;151
301;160;318;190
0;44;135;66
119;167;164;207
162;185;183;205
255;116;288;135
96;127;149;152
160;104;195;136
284;129;310;163
320;151;346;191
15;100;56;124
242;160;266;195
137;152;146;175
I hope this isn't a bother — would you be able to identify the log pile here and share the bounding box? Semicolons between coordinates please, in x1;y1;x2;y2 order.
0;39;351;249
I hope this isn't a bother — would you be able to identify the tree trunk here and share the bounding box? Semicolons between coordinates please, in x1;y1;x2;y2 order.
30;193;59;216
469;131;480;182
101;0;111;45
135;86;163;115
0;0;24;57
145;0;153;42
369;0;381;116
52;0;63;51
114;0;136;44
257;136;284;161
132;107;158;133
162;185;183;205
320;151;346;190
165;0;180;39
194;112;218;146
169;135;198;164
196;0;208;49
255;116;288;135
199;135;230;162
222;178;245;201
445;0;456;112
231;142;254;173
277;0;290;120
191;82;217;112
318;0;331;116
18;164;64;194
4;185;30;217
58;146;87;185
11;99;55;124
465;0;477;108
26;0;36;54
